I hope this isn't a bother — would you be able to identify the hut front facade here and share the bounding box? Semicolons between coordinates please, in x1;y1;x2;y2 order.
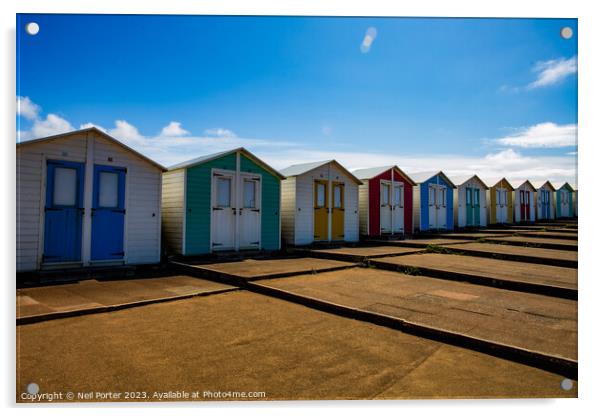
512;180;536;223
450;175;488;228
486;178;514;224
411;171;455;231
162;148;283;255
16;128;165;272
554;182;575;218
532;180;555;220
352;166;415;237
280;160;360;245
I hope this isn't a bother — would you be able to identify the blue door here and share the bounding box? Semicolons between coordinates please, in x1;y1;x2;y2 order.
91;165;126;261
43;160;85;263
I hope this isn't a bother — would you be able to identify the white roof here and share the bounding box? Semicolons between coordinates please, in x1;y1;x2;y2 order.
351;165;396;180
280;160;362;184
409;171;456;188
531;180;556;191
509;179;536;191
448;174;488;189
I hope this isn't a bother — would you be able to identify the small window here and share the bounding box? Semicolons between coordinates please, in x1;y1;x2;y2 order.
217;177;231;207
428;186;435;205
243;179;256;208
394;185;402;206
520;191;524;204
333;185;343;208
98;171;119;208
466;188;472;205
526;191;530;204
316;183;326;207
53;167;77;206
440;188;446;207
381;183;390;205
474;189;479;204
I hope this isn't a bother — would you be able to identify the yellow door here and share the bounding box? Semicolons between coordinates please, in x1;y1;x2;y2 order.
314;180;329;241
331;182;345;240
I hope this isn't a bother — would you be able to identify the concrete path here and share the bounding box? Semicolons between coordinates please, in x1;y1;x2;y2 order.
17;275;236;324
256;268;577;363
380;238;473;248
307;246;423;262
174;257;356;282
437;232;512;240
517;231;577;240
440;242;578;268
484;236;578;251
370;253;577;298
16;291;576;401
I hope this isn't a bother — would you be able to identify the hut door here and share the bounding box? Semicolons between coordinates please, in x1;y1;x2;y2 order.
525;191;531;221
428;184;437;229
519;190;526;221
212;171;236;250
380;181;392;233
496;188;507;223
91;165;126;261
437;186;447;229
465;188;474;226
313;180;329;241
393;183;404;233
473;189;481;226
542;190;550;219
331;183;345;240
43;160;84;263
239;174;261;249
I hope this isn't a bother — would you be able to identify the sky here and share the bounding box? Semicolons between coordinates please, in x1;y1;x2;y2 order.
16;14;577;184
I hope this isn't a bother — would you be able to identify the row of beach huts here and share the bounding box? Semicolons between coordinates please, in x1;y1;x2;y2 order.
16;128;577;272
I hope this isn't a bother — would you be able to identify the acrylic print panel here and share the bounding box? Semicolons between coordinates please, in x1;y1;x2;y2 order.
16;14;577;403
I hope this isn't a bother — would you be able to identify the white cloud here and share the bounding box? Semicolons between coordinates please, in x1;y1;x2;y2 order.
80;122;107;133
526;56;577;90
31;114;74;138
492;122;576;148
17;96;41;120
160;121;189;137
204;128;237;138
108;120;146;146
360;27;377;53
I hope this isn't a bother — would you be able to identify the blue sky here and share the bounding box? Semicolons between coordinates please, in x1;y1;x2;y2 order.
16;14;577;183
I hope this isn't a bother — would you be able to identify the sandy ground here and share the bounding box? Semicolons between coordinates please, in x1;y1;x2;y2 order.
16;291;576;402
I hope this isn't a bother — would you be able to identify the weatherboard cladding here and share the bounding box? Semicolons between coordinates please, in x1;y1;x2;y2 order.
512;180;536;222
532;181;556;220
411;172;455;231
16;129;163;272
280;161;359;245
450;175;488;228
554;182;575;218
488;178;514;224
178;151;281;255
353;166;413;236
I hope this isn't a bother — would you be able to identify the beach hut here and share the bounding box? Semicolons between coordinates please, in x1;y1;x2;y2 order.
554;182;575;218
485;178;514;224
449;175;488;228
280;160;361;245
161;148;283;255
16;127;165;272
574;187;578;217
410;171;456;232
532;180;556;220
352;165;416;237
511;180;537;223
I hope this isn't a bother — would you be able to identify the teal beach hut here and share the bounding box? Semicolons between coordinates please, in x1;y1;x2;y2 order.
553;182;575;218
161;148;284;255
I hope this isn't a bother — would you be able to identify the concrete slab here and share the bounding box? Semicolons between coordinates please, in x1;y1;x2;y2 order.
380;238;473;248
308;246;424;262
176;257;356;282
437;233;510;240
17;275;235;323
257;268;577;363
371;253;577;299
16;291;576;401
485;236;578;251
517;231;577;240
441;242;578;268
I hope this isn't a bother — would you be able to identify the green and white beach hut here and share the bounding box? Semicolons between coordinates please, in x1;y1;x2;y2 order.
161;148;284;255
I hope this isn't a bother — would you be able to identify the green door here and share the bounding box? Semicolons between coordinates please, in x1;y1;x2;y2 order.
465;188;473;226
473;188;480;226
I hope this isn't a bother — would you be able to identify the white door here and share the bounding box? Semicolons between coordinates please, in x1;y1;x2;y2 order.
496;188;507;223
428;184;437;229
437;186;447;229
393;183;404;233
380;181;392;233
239;175;261;249
211;171;236;250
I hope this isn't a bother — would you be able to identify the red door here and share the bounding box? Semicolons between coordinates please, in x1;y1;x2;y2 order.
525;191;530;221
520;190;526;221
